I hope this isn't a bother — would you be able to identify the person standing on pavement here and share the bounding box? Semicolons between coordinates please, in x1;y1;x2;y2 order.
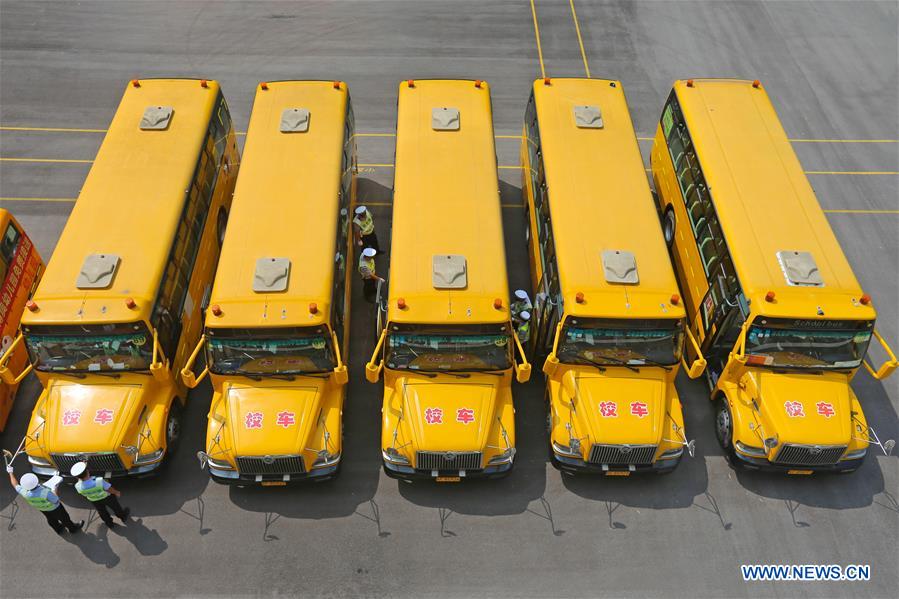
7;467;83;534
353;206;380;254
71;462;130;528
358;247;384;304
517;310;532;345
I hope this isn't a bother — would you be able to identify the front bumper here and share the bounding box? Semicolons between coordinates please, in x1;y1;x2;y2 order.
208;463;340;486
730;450;864;474
549;450;682;475
382;458;513;481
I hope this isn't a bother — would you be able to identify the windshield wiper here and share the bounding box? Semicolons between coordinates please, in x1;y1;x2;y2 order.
590;354;640;373
564;356;607;373
445;369;505;377
90;371;123;379
631;356;673;372
47;370;87;379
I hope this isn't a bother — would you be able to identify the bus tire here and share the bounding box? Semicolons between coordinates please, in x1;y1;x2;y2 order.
165;400;183;456
662;206;676;248
714;397;743;469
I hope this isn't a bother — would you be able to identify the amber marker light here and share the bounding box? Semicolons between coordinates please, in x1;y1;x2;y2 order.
211;304;223;316
125;297;137;309
860;294;872;306
397;298;407;309
260;82;269;90
309;303;318;314
670;294;680;305
26;300;38;312
576;292;585;304
765;291;776;302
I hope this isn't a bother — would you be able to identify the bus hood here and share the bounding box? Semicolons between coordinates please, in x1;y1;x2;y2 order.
44;379;145;453
752;370;851;446
224;382;324;457
572;372;666;446
398;377;498;452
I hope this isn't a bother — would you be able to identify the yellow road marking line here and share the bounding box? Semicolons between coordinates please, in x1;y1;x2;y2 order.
569;0;591;78
0;157;92;164
0;197;76;203
530;0;547;79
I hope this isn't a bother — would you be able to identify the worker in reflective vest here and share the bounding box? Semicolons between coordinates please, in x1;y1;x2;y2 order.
353;206;380;254
511;289;533;325
71;462;130;528
358;247;383;303
7;467;83;534
517;310;532;345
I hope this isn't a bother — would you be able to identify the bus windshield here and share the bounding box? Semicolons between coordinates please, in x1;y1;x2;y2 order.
207;326;335;376
745;318;873;370
24;322;154;373
386;324;512;372
557;317;684;366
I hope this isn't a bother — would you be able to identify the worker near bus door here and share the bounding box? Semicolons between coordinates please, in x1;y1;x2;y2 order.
511;289;532;325
353;205;380;254
71;462;130;528
7;466;83;534
517;310;532;345
359;247;384;304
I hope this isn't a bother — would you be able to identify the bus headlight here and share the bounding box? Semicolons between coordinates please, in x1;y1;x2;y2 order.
382;447;410;465
843;447;866;460
206;456;234;470
133;448;165;465
313;449;341;469
659;447;683;460
552;440;582;459
28;454;53;467
735;441;768;458
488;447;516;465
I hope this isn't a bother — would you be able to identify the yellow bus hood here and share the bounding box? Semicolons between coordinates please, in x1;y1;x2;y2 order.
44;379;145;453
398;377;498;452
574;372;666;446
754;370;851;445
224;382;324;456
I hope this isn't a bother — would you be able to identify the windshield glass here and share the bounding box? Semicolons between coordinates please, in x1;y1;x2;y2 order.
557;317;684;366
386;324;512;372
746;318;873;370
24;322;153;373
207;326;335;375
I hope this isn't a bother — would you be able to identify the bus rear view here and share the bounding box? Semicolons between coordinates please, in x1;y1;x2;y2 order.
365;79;531;482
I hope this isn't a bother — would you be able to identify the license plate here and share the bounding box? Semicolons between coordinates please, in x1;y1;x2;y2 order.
261;481;287;486
787;469;813;475
606;471;630;477
436;476;461;483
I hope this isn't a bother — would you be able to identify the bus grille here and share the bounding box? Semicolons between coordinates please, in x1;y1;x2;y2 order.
236;455;305;476
416;451;482;471
774;444;845;466
588;444;657;466
52;452;126;475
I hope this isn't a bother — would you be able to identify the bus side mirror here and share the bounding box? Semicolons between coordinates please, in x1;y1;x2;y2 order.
863;329;899;381
332;364;348;386
682;327;708;379
365;361;382;383
515;362;531;384
0;366;14;386
542;353;559;377
150;362;170;383
181;369;198;389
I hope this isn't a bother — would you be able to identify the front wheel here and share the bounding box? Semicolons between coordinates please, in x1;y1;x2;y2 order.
165;400;184;456
663;207;676;248
714;398;743;469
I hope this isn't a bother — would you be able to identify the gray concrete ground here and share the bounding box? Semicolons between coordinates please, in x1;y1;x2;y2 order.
0;1;897;597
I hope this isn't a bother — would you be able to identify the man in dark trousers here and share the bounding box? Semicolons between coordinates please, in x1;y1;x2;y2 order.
71;461;130;528
7;467;83;534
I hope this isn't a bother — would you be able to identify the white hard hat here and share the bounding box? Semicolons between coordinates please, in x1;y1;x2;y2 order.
520;311;531;321
355;206;367;215
514;289;528;300
20;472;40;491
362;247;377;258
70;461;87;477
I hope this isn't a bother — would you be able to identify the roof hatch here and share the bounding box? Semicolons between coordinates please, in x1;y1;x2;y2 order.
574;105;603;129
432;255;467;289
253;257;291;292
76;254;121;289
139;106;174;130
432;107;460;131
602;250;638;284
280;108;310;133
777;251;824;286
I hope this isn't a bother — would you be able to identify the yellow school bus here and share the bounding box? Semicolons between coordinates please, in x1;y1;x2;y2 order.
651;79;897;473
521;78;706;476
365;79;531;481
182;80;355;485
0;210;44;431
0;79;239;478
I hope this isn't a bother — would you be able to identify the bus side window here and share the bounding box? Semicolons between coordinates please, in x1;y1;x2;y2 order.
1;222;21;265
211;93;232;165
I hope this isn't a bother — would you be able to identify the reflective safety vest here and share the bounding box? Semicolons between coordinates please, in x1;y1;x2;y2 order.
358;254;376;279
21;487;58;512
511;299;531;319
353;210;375;235
517;321;531;344
75;477;110;502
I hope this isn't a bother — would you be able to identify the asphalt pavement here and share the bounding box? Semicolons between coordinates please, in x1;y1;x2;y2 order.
0;1;897;598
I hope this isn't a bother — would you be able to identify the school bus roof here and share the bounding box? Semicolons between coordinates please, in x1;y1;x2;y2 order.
388;79;510;325
23;79;219;326
674;79;874;321
206;81;347;329
533;78;684;321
